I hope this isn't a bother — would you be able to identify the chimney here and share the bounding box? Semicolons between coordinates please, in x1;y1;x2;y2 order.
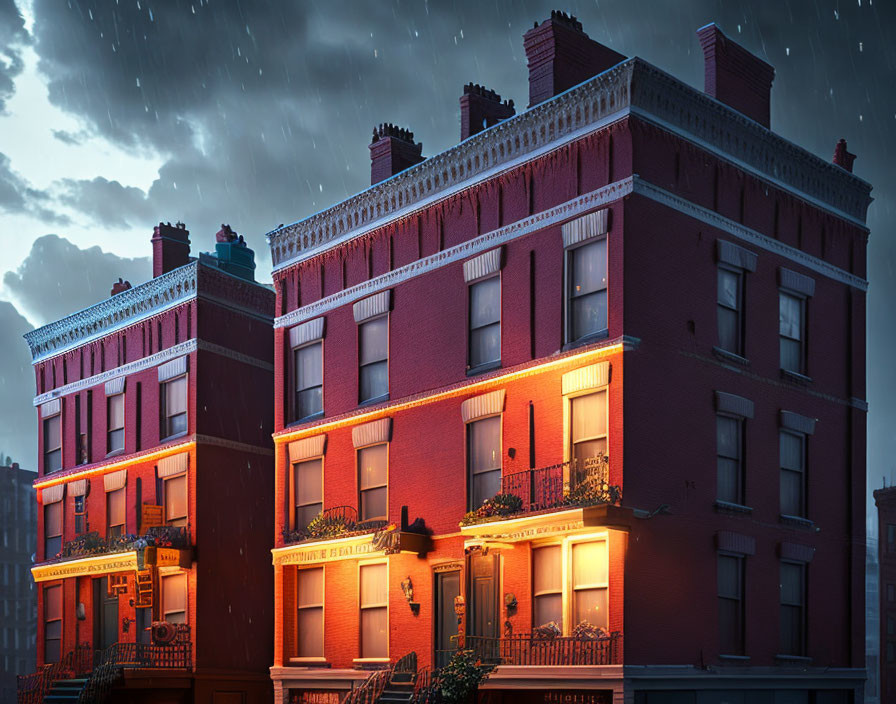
210;224;257;282
832;139;856;173
697;24;775;128
369;124;424;186
523;11;626;108
110;278;132;297
151;221;191;277
460;83;515;141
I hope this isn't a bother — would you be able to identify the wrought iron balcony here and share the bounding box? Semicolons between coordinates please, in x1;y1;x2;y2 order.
463;630;621;666
282;505;388;545
49;525;190;563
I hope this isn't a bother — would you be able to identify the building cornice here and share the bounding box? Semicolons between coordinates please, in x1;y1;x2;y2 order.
267;58;871;273
23;262;274;365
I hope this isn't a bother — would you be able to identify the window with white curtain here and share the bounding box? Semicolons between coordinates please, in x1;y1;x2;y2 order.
468;276;501;369
164;474;187;527
161;573;187;624
566;238;607;343
297;567;324;658
294;342;323;420
162;376;188;439
294;459;323;530
572;541;608;630
467;416;501;510
569;391;607;483
358;445;388;522
531;539;608;632
107;393;125;453
360;563;388;658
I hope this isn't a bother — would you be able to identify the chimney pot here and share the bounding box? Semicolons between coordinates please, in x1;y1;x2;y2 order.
460;82;516;141
833;138;856;172
369;124;424;185
110;277;132;296
151;221;191;277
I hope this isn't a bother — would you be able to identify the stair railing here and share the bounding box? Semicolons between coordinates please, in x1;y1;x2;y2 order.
16;643;91;704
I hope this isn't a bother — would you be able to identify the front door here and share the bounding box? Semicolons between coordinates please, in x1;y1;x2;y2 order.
93;577;119;651
434;568;461;668
467;554;499;662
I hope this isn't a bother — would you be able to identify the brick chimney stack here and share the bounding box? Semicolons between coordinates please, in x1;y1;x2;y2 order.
523;11;626;108
460;83;516;141
697;23;775;128
833;139;856;173
369;124;425;186
151;221;191;277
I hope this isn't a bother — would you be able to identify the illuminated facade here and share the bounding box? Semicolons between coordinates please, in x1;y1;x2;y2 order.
265;12;871;704
21;224;275;703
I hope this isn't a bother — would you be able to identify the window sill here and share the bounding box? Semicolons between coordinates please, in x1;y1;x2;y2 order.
352;658;390;669
714;500;753;515
288;657;329;667
718;654;750;662
358;394;389;407
562;328;609;352
774;654;812;664
780;369;812;385
466;361;501;377
712;347;749;367
288;411;324;427
160;430;189;443
105;449;126;459
779;514;816;530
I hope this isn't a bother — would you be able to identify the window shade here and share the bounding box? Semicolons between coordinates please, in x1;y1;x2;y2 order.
561;363;610;395
289;435;327;462
289;317;325;348
562;209;609;248
352;418;392;448
158;452;188;478
158;356;188;382
104;469;127;492
353;290;391;323
68;479;89;497
165;377;188;415
104;377;126;396
42;484;65;505
463;247;503;282
460;390;505;423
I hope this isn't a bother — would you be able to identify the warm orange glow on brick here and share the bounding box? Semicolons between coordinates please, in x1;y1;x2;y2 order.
31;552;140;582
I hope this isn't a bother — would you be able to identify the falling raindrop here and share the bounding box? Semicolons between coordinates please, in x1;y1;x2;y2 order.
834;10;840;19
786;47;790;56
859;42;863;52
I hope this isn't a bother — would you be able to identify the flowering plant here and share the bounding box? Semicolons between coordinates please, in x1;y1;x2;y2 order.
459;493;523;526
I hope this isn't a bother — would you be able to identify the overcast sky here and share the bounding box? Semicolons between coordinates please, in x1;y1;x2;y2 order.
0;0;893;528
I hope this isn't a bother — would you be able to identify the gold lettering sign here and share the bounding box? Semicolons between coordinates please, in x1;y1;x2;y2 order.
296;692;340;704
155;548;183;567
472;519;586;544
274;539;385;566
31;554;138;582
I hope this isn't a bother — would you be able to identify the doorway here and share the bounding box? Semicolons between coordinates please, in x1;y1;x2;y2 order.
92;577;119;651
433;568;461;668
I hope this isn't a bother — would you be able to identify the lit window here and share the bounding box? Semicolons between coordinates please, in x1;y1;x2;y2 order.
469;276;500;369
779;561;806;656
359;317;388;403
717;415;744;505
161;573;187;624
44;503;62;559
107;393;125;454
566;238;607;344
569;391;607;484
107;488;125;539
572;541;608;630
532;545;562;627
358;445;387;522
360;563;388;658
294;342;323;420
161;376;188;439
717;267;744;355
297;567;324;658
43;414;61;474
43;585;62;664
780;431;806;518
294;459;323;531
467;416;501;510
779;292;805;373
164;474;187;527
718;554;745;655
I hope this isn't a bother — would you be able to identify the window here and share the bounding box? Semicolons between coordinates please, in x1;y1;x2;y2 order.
572;541;608;630
43;414;61;473
779;292;805;373
780;431;806;518
779;561;806;656
294;459;323;531
164;474;187;527
717;415;744;505
161;376;188;439
566;238;607;344
890;584;896;603
717;267;744;355
533;545;562;627
297;567;324;658
469;276;500;369
294;342;323;420
360;563;388;658
74;495;87;535
107;487;125;538
44;585;62;664
467;416;501;510
44;503;62;558
359;317;388;402
888;524;896;551
358;445;387;522
718;554;745;655
107;393;124;454
161;572;187;624
569;391;607;484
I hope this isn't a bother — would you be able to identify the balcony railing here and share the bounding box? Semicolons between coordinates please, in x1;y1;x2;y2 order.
16;643;93;704
47;526;189;563
464;630;621;666
283;506;388;545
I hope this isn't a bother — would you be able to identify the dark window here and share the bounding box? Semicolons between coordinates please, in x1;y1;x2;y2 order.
780;561;806;656
717;267;744;355
44;503;62;559
718;554;745;655
294;342;323;420
43;414;61;473
359;317;388;403
74;494;87;535
107;393;124;454
294;459;323;531
358;444;387;522
107;488;125;538
888;524;896;550
780;431;806;517
43;585;62;664
469;276;501;369
888;616;895;636
717;415;744;505
779;292;806;373
566;238;607;343
467;416;501;510
889;584;896;602
161;376;187;439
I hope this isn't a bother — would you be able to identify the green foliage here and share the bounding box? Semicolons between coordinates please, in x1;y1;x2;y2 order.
459;493;523;526
437;650;490;704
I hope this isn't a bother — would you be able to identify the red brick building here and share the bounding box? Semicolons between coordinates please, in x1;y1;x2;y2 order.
20;224;275;703
265;13;871;704
874;487;896;702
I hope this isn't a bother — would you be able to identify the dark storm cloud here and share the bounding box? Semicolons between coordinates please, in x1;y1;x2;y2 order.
0;300;35;471
56;176;155;228
0;151;70;224
0;0;27;113
4;234;150;325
